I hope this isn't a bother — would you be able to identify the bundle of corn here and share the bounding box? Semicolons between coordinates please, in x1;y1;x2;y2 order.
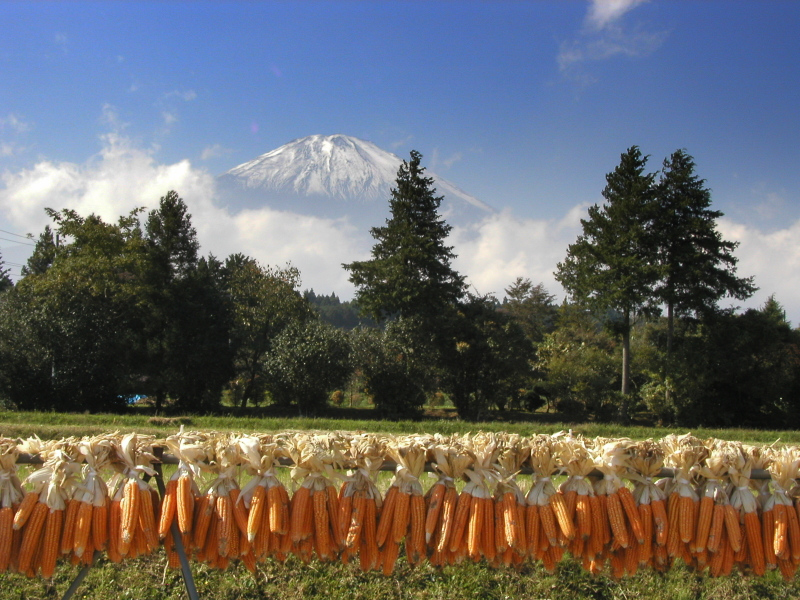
491;433;529;567
691;441;739;576
287;432;346;563
557;434;599;569
454;432;501;565
191;433;249;569
593;438;647;579
0;437;24;573
425;434;472;566
727;443;766;575
378;435;428;574
108;433;159;563
338;433;384;571
628;440;670;572
763;446;800;579
237;433;290;570
63;436;115;566
525;433;564;570
15;438;81;578
661;434;707;565
160;429;210;568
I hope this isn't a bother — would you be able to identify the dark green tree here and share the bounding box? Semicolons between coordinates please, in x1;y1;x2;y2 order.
265;319;352;413
501;278;557;344
555;146;658;420
0;250;12;292
343;150;466;323
21;226;57;276
225;257;313;408
140;191;231;412
652;149;756;355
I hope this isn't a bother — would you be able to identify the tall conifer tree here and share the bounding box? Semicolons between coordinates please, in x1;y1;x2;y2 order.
344;150;465;322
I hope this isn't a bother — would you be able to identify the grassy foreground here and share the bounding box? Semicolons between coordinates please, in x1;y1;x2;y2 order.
1;409;798;445
2;410;799;599
0;552;797;600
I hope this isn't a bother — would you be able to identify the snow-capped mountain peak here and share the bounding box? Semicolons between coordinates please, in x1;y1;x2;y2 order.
219;134;493;216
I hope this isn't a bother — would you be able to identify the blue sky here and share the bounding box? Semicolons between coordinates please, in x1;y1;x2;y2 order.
1;1;799;321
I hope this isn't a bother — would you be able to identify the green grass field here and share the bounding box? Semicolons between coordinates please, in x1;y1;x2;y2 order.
1;409;798;599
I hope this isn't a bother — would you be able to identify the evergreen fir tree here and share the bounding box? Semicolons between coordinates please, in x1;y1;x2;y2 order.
343;150;465;322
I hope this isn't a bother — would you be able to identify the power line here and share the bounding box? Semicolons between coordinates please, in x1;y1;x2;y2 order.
0;237;35;246
0;228;30;240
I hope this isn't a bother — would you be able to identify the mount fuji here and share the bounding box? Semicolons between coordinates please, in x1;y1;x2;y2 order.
217;134;494;228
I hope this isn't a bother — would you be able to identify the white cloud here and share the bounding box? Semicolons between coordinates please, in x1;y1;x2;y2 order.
162;111;178;126
166;90;197;102
0;114;32;134
0;132;368;296
201;144;233;161
558;0;665;84
717;218;800;323
451;207;585;300
587;0;649;30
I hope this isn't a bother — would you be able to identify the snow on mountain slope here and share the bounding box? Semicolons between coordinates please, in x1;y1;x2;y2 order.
217;135;493;223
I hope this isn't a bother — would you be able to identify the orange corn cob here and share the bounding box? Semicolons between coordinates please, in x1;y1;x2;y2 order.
267;485;284;536
448;490;472;553
763;508;777;568
392;491;411;545
92;499;108;552
694;495;714;552
786;500;800;561
138;484;159;552
327;484;344;551
290;485;311;543
425;482;446;545
159;479;178;539
651;498;668;546
588;495;604;558
744;510;765;575
617;487;645;545
550;492;575;541
679;494;696;545
18;502;48;574
482;496;496;561
381;540;400;576
606;492;629;549
176;474;194;535
247;484;267;543
229;488;249;537
376;485;398;548
39;508;63;579
107;499;122;563
435;486;457;553
724;504;742;553
73;501;93;558
216;494;234;557
119;479;139;555
575;494;592;542
192;494;213;549
12;492;38;530
774;503;789;560
638;503;653;565
346;493;366;549
539;503;559;547
60;498;79;556
312;489;332;560
706;503;725;554
0;506;12;572
408;493;425;565
467;494;483;559
360;497;378;572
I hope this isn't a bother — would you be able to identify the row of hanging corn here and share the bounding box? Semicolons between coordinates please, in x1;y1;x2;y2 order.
1;431;799;581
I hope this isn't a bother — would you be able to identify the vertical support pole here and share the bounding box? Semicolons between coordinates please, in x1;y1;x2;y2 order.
153;451;200;600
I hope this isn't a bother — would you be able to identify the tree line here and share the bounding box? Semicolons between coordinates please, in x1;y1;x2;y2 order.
0;149;798;427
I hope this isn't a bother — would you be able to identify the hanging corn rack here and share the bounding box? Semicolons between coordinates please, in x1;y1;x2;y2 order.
2;429;800;590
